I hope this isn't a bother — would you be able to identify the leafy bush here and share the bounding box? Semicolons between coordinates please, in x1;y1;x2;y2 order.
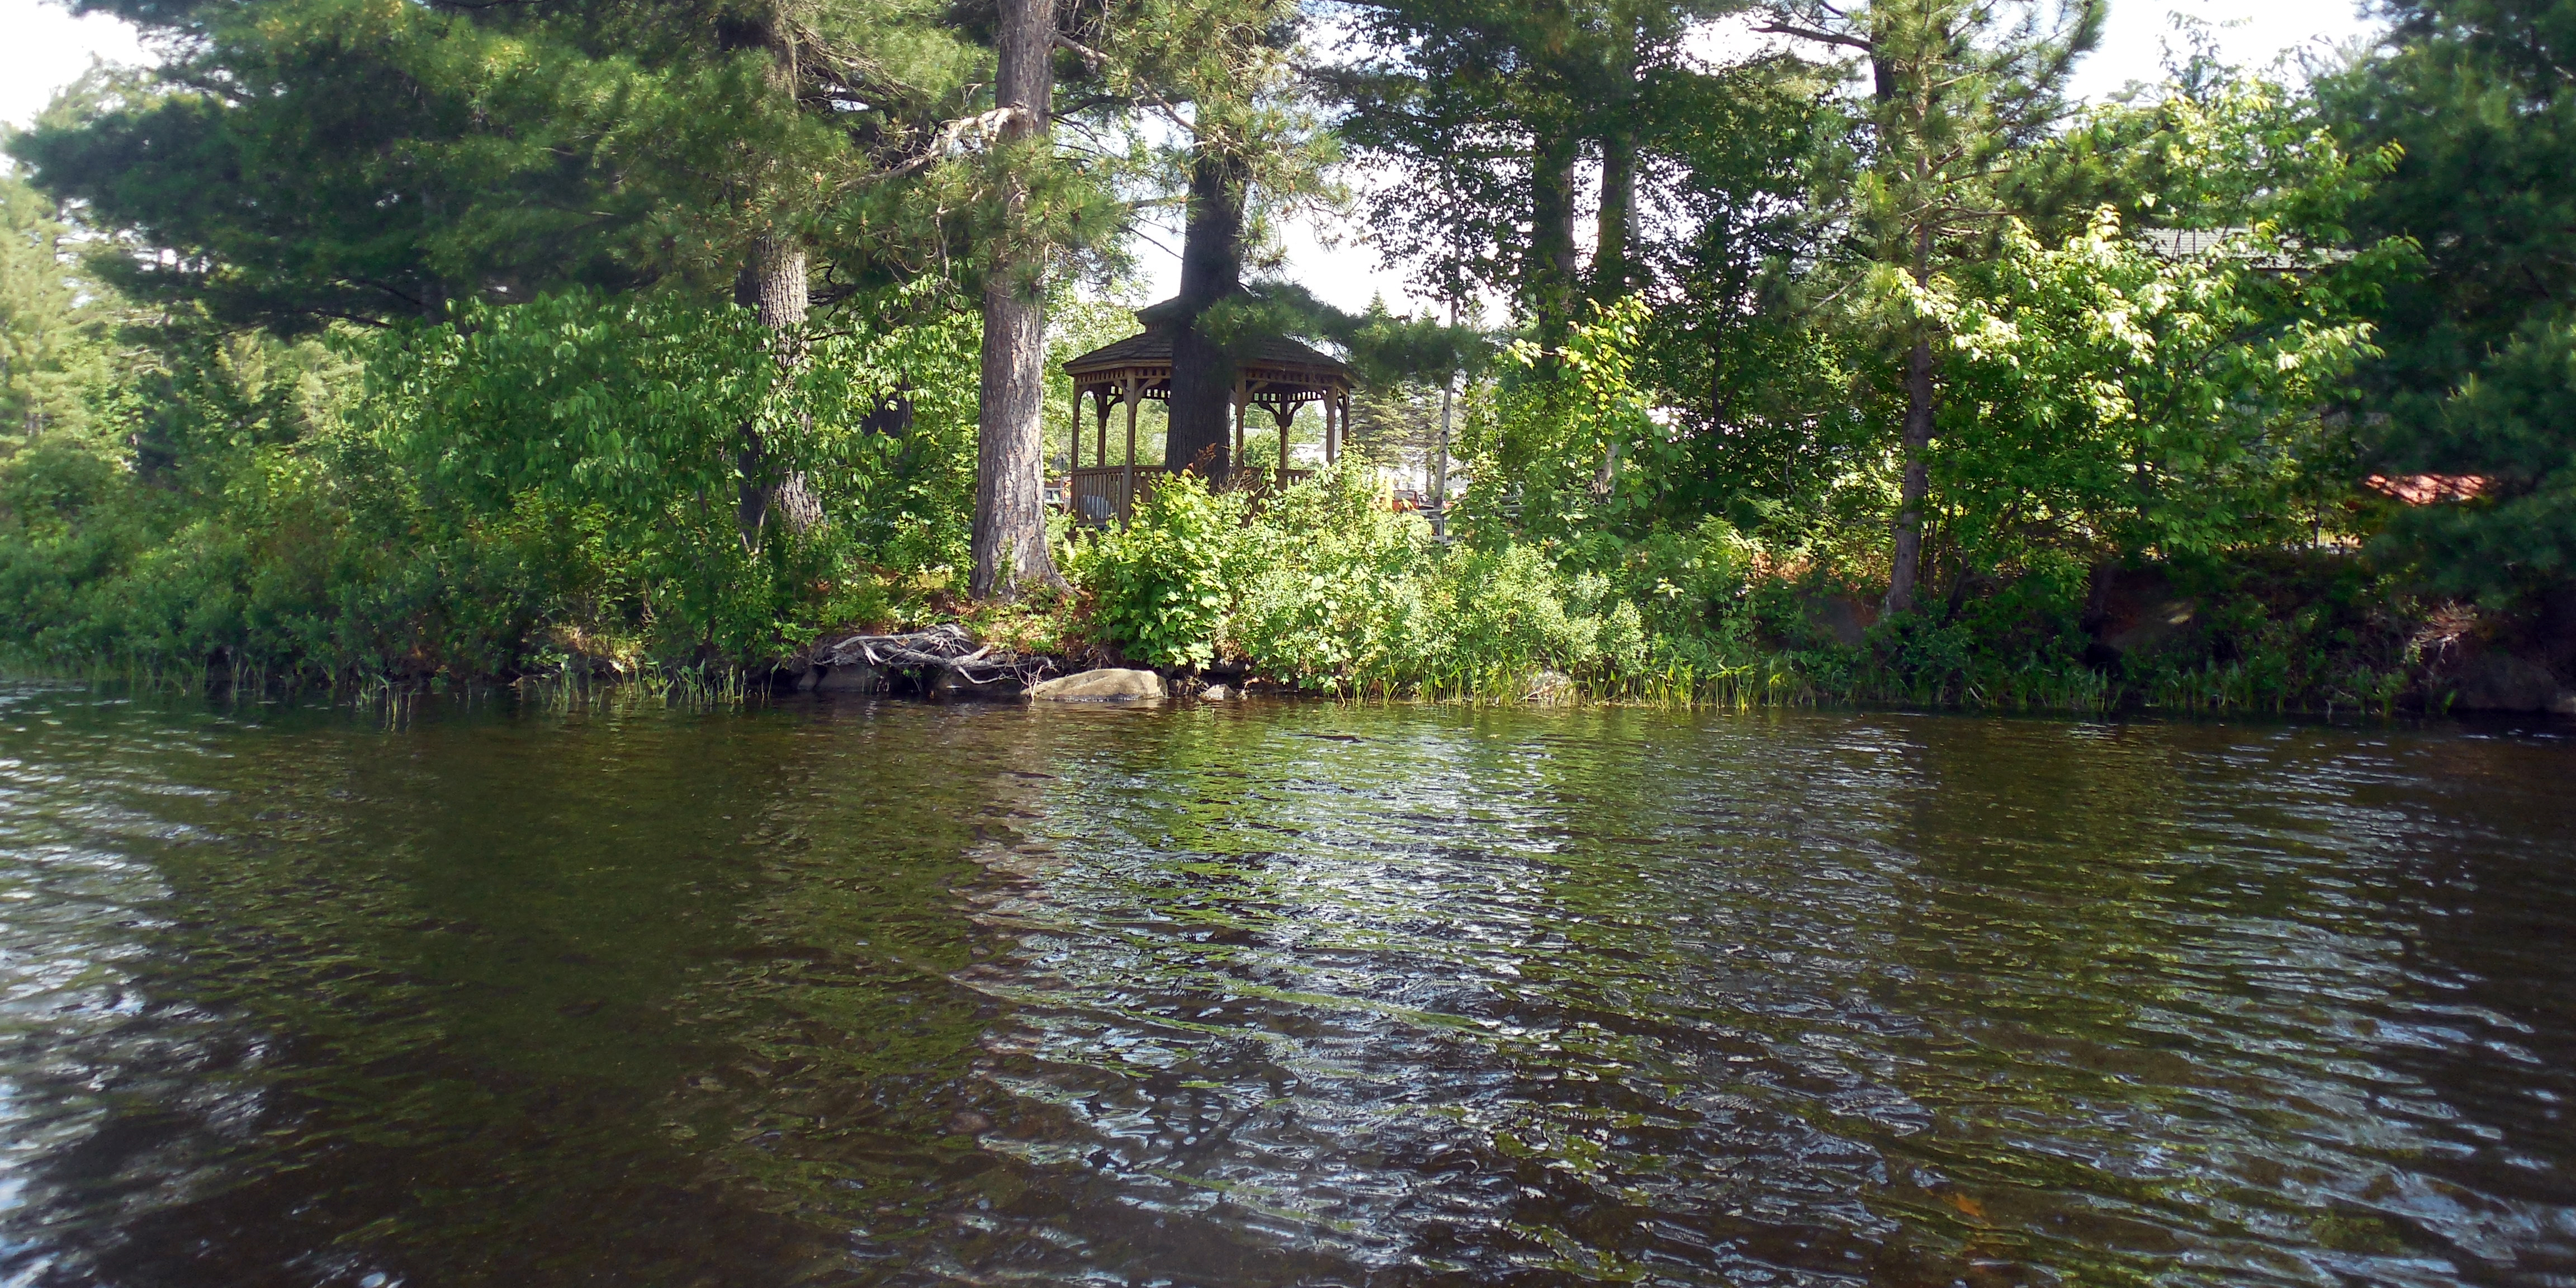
1228;467;1437;687
1073;475;1246;669
0;287;978;683
1072;465;1654;695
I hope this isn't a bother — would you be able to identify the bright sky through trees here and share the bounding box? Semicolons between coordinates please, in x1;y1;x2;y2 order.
0;1;145;128
1164;0;2386;311
1;0;2381;311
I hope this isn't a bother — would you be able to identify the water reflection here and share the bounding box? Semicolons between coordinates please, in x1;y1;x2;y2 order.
0;687;2566;1286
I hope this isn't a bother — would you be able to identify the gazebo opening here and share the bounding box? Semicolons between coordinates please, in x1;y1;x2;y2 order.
1059;299;1354;526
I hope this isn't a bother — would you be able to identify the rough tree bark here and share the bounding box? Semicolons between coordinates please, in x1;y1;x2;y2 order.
1882;71;1938;617
1162;149;1249;477
736;233;825;550
971;0;1066;598
1595;135;1635;299
1884;332;1935;614
1592;23;1639;302
1529;131;1583;356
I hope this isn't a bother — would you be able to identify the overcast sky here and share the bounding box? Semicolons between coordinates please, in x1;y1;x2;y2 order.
2;0;2384;311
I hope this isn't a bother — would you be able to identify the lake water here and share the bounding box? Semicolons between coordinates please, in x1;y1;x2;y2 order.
0;684;2570;1286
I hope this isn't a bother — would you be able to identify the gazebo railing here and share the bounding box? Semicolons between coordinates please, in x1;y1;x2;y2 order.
1062;465;1315;527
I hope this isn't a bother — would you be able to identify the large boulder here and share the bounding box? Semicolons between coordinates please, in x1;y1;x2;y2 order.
2087;565;2197;657
2452;651;2564;712
1028;668;1166;702
1798;591;1879;648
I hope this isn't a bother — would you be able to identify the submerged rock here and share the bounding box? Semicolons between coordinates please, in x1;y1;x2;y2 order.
1028;668;1166;702
1200;684;1232;700
804;664;880;694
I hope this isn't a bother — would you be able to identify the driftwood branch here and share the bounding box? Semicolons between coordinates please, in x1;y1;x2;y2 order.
813;623;1059;686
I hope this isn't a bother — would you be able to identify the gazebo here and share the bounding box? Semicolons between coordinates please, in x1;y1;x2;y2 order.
1061;302;1354;526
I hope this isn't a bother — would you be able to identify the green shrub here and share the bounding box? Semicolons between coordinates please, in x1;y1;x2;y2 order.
1069;465;1658;695
1073;474;1247;669
1228;467;1437;688
0;288;979;686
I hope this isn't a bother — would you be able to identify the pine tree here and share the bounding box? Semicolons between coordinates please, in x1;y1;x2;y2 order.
1759;0;2100;613
1057;0;1327;480
1329;0;1739;348
16;0;1008;553
0;167;111;447
970;0;1065;596
2328;0;2576;600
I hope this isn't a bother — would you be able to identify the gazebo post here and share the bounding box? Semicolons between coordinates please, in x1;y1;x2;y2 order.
1069;383;1081;470
1231;378;1246;489
1062;314;1351;513
1122;375;1138;525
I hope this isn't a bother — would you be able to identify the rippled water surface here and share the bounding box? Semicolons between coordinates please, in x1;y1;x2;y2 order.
0;685;2570;1286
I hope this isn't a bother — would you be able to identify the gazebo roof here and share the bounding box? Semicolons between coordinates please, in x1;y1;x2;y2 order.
1063;298;1352;386
1057;295;1356;508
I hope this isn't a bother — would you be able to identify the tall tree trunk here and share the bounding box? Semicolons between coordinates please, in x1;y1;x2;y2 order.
1163;148;1248;477
1593;23;1639;301
1595;131;1635;300
1529;130;1582;354
736;234;823;550
1877;31;1931;616
971;0;1064;598
1884;333;1935;615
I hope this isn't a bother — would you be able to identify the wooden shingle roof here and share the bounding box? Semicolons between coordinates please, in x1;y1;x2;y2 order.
1063;300;1352;382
